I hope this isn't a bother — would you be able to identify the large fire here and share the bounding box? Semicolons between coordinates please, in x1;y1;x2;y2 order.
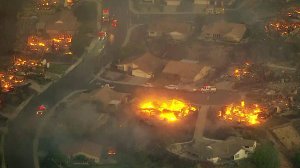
27;34;72;55
218;101;264;125
138;99;197;122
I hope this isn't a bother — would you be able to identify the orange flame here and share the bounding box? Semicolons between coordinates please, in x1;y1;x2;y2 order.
139;98;197;122
218;101;263;125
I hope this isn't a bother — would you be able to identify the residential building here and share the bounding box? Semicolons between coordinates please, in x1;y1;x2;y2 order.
199;20;246;43
148;18;192;41
206;137;256;164
162;60;212;83
60;141;102;164
164;0;181;12
140;0;156;4
38;10;78;37
194;0;210;5
90;86;129;108
168;137;256;164
194;0;236;6
117;52;165;79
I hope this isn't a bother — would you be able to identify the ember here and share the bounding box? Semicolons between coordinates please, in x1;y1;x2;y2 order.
27;36;49;52
232;62;253;79
36;0;58;10
265;19;300;37
27;34;72;55
0;73;25;93
218;101;264;125
138;98;197;122
266;7;300;37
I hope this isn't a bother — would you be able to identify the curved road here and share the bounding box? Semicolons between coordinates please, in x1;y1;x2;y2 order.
4;1;129;167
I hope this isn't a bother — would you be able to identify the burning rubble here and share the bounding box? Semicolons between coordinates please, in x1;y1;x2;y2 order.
233;62;253;80
265;7;300;37
218;101;266;125
0;72;26;93
138;98;197;123
36;0;59;10
10;58;46;76
27;36;49;53
265;19;300;37
27;34;73;55
0;57;47;93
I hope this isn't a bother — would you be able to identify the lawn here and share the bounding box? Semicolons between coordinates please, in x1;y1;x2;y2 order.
47;63;71;75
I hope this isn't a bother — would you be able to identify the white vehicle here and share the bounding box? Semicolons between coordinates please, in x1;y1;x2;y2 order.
142;83;154;88
101;83;115;89
200;85;217;93
164;84;179;90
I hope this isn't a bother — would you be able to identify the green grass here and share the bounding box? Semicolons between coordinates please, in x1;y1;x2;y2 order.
47;63;70;74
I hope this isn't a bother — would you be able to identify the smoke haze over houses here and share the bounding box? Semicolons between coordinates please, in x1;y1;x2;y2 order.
0;0;25;57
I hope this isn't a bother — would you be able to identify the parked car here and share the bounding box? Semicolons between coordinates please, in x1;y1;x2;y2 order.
164;84;179;90
101;83;115;89
200;85;217;93
142;83;154;88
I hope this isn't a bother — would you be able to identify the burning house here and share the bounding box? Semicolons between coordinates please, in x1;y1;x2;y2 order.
265;7;300;38
137;98;197;123
218;101;266;126
0;72;27;93
0;56;49;93
27;34;72;55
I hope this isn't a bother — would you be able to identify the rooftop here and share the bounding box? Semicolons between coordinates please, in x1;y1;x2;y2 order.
148;18;191;34
201;20;246;42
60;140;101;157
162;60;211;82
90;86;128;106
40;9;78;35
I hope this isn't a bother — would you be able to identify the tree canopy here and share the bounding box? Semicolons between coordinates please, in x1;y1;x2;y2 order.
251;143;280;168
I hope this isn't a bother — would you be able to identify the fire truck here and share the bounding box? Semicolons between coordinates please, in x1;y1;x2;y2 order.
200;85;217;93
102;8;110;22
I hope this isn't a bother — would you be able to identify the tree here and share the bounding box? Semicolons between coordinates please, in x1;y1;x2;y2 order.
292;152;300;168
251;143;280;168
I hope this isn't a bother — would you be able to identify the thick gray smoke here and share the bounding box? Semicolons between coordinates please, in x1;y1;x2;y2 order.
0;0;24;57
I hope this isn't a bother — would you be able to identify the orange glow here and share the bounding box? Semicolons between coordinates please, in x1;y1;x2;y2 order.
107;148;117;155
218;101;263;125
0;72;25;93
266;7;300;37
27;36;48;52
138;98;197;122
233;62;252;79
27;34;72;55
265;20;300;36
